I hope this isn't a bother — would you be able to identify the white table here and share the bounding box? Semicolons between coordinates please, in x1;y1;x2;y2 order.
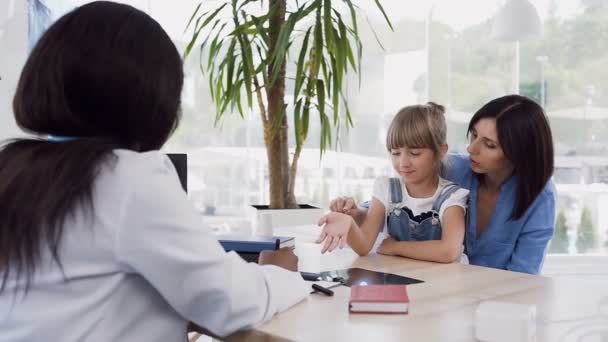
228;225;608;342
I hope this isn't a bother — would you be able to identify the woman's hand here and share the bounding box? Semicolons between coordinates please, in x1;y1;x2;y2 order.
315;212;354;254
258;247;299;272
377;237;399;256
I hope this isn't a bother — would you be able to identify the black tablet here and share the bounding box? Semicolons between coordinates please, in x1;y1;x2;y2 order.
318;267;424;286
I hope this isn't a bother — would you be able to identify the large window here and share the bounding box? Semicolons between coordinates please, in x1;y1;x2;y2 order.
2;0;607;255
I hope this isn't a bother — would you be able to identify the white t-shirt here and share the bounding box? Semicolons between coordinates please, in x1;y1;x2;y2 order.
0;150;309;342
372;176;469;221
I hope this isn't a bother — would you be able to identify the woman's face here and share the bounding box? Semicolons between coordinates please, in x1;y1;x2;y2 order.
467;118;512;176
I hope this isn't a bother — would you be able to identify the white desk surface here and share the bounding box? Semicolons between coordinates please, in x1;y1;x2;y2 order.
232;225;608;342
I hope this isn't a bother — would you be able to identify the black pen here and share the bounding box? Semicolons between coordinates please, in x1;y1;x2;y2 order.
310;282;346;296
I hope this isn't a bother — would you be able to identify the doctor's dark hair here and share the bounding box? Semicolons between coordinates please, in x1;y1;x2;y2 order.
0;1;183;294
468;95;554;220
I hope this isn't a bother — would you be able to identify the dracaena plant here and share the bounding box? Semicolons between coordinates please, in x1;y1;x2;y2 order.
184;0;392;209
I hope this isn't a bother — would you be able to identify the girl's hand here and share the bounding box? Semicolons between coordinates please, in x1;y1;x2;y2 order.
315;212;353;254
377;237;399;256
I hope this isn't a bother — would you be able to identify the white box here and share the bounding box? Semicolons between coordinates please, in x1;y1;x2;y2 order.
475;301;537;342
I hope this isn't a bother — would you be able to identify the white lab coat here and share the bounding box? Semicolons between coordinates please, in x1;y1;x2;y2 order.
0;150;308;341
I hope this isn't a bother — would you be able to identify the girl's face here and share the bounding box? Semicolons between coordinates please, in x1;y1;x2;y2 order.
467;118;513;176
390;146;440;185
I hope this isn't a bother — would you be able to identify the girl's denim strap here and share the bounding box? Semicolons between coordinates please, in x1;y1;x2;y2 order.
431;183;461;212
389;177;402;204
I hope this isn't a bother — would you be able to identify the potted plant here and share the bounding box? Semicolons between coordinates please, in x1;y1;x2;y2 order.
183;0;392;227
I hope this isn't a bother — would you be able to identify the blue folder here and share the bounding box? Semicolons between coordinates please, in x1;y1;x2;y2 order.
217;234;295;253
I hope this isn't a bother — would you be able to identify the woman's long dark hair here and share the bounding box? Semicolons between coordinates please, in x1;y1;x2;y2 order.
468;95;554;220
0;1;183;293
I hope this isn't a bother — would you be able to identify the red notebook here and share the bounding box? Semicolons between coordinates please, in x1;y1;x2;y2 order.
349;285;409;314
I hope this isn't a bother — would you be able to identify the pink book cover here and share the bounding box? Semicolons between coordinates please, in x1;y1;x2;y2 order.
349;285;409;314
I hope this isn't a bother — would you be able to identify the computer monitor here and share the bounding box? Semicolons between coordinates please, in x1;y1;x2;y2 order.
166;153;187;193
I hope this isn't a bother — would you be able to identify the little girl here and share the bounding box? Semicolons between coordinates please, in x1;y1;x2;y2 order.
316;103;469;263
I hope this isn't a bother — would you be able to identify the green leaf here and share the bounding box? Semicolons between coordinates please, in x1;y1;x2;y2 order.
269;11;298;86
373;0;394;31
342;92;353;127
316;78;325;123
297;0;319;21
365;15;385;51
332;65;339;124
225;40;237;95
183;14;209;58
320;56;330;94
333;29;345;83
208;35;225;69
238;0;256;10
343;0;358;36
302;101;310;141
312;10;323;80
344;35;357;71
208;69;215;102
232;11;269;36
323;0;334;53
294;27;312;103
324;114;332;149
337;17;353;71
233;79;245;118
198;20;224;55
250;14;270;47
238;33;254;108
215;69;224;119
200;3;229;32
319;113;332;156
184;2;202;33
356;37;362;87
293;98;303;147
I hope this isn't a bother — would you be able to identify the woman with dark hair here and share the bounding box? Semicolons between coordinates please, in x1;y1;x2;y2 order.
445;95;556;274
331;95;555;274
0;2;307;341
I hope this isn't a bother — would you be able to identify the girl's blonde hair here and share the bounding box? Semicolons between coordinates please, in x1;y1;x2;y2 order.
386;102;448;173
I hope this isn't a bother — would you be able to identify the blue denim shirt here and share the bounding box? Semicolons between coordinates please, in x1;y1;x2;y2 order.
445;153;556;274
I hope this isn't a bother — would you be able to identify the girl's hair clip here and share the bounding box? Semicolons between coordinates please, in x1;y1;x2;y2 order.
47;135;78;142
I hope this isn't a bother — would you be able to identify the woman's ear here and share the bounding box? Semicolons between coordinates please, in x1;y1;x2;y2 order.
439;143;448;157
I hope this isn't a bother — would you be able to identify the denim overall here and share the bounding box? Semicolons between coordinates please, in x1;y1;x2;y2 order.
387;178;460;241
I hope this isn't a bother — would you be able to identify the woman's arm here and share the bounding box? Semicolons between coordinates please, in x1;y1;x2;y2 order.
507;184;557;274
377;206;466;263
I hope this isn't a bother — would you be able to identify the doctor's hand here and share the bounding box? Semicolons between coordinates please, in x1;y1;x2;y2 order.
315;212;354;254
258;248;299;272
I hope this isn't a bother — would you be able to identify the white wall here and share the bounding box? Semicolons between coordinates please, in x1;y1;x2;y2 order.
0;0;27;139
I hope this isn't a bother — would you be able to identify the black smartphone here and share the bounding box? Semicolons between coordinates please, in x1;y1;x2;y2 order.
300;271;321;281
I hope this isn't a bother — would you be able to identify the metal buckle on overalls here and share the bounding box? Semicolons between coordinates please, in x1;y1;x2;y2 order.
392;208;401;216
431;212;440;225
